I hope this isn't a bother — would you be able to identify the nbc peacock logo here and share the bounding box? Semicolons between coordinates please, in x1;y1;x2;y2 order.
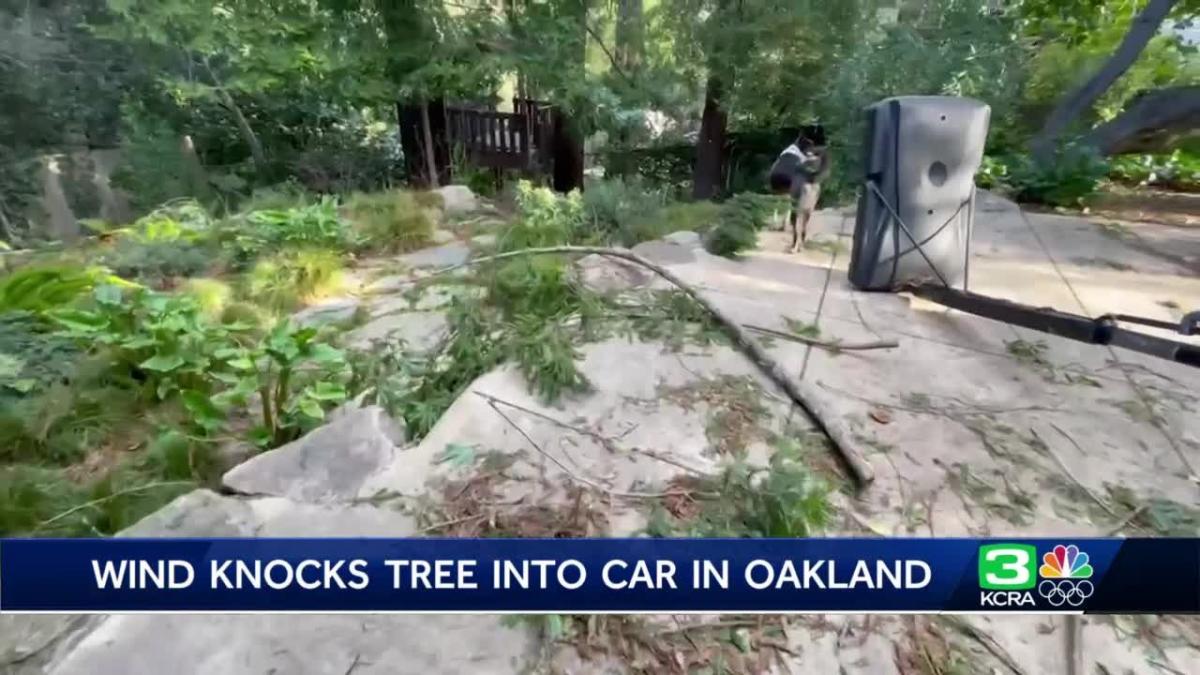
978;543;1096;609
1036;544;1094;608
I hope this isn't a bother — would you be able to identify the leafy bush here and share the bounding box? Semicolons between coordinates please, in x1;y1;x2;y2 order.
284;111;403;194
200;321;350;446
1108;151;1200;192
654;201;723;235
50;286;252;402
997;146;1108;207
102;239;215;288
181;278;233;318
49;284;349;446
343;190;436;253
0;464;88;536
236;182;313;213
96;200;219;288
0;312;79;396
499;181;583;252
0;459;197;537
125;200;214;243
246;248;345;312
224;198;351;264
579;178;668;246
0;380;143;466
976;155;1009;190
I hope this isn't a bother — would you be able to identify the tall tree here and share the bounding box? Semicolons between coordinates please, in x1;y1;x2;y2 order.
615;0;644;73
1030;0;1183;160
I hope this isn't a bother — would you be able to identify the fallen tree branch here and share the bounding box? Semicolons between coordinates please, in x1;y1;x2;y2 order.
743;323;898;351
36;481;193;532
431;246;875;486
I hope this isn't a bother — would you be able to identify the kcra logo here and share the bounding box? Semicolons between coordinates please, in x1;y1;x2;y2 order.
977;544;1095;609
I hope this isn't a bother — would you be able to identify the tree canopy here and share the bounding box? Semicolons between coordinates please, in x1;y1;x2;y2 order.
0;0;1197;232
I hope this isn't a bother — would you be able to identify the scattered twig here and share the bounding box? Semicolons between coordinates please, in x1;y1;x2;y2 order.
1106;504;1149;536
480;394;698;500
654;618;761;637
344;653;364;675
36;481;193;531
1147;659;1187;675
1044;425;1119;519
428;245;874;486
941;616;1027;675
420;513;486;534
743;323;898;351
758;637;799;657
473;390;711;477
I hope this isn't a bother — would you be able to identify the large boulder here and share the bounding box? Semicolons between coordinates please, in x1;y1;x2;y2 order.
433;185;478;215
222;406;406;503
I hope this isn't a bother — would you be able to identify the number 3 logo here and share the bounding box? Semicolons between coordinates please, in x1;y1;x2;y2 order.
978;544;1037;590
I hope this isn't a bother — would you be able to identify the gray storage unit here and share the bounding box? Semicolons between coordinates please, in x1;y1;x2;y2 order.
849;96;991;291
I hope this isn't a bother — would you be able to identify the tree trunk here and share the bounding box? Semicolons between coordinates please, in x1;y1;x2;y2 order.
0;196;14;243
1082;86;1200;155
216;87;266;173
693;74;728;200
1030;0;1179;161
615;0;644;73
420;101;440;188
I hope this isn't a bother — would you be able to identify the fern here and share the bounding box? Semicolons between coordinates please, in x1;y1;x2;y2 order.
0;265;132;314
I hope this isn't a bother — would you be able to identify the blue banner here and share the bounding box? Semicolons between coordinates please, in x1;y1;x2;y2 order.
1;538;1196;613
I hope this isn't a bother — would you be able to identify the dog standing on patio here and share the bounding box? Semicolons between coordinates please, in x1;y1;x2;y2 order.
769;134;831;253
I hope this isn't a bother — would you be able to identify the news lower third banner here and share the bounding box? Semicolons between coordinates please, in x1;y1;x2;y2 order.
1;538;1196;614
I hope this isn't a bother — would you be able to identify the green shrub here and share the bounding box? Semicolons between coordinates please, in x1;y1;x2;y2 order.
102;239;215;287
994;146;1108;207
206;321;350;446
238;182;313;213
181;278;233;319
126;200;214;243
140;429;217;482
0;382;143;466
344;190;436;253
224;197;351;263
0;311;79;397
499;181;582;252
579;178;668;246
1108;150;1200;192
49;284;349;446
246;248;345;312
219;300;275;330
654;201;723;235
0;464;87;536
976;155;1009;190
49;285;253;402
